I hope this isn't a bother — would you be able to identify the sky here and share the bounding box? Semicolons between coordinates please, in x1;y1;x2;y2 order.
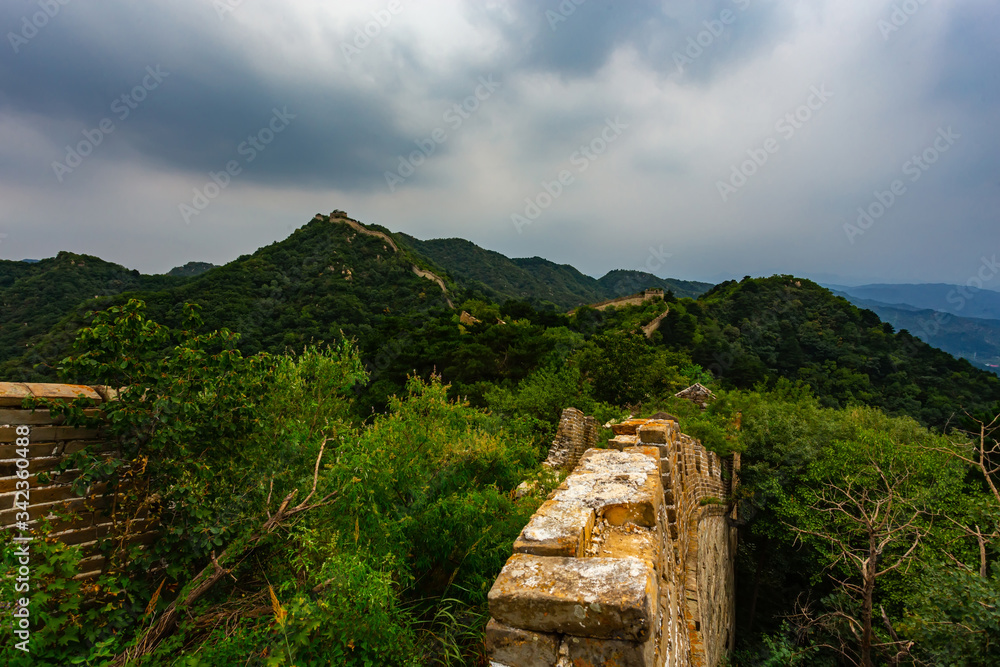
1;0;998;287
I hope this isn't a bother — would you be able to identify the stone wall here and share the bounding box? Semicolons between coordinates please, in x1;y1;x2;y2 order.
570;288;665;315
487;416;738;666
542;407;599;471
0;382;155;580
325;211;455;307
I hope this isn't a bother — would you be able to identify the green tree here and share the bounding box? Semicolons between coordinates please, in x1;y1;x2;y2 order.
776;426;962;666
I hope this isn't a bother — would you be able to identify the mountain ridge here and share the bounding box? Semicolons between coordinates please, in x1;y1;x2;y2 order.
826;282;1000;321
397;233;712;310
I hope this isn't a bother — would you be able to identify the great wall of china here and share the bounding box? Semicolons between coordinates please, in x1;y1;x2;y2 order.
1;384;738;666
487;408;738;667
322;211;455;308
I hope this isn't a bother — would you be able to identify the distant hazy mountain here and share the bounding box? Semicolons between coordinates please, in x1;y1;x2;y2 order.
397;235;712;310
167;261;218;277
829;290;1000;374
4;217;1000;431
827;283;1000;321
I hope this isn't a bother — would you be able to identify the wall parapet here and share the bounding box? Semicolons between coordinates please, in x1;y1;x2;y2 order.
0;382;141;580
542;407;598;472
487;415;738;667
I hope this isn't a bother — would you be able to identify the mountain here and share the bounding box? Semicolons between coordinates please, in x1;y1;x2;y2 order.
0;252;188;374
166;261;219;277
397;235;712;309
596;270;711;302
829;291;1000;373
1;214;458;381
6;216;1000;430
681;276;1000;427
827;282;1000;321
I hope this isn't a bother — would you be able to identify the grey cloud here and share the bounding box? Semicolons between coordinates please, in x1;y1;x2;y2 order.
1;2;416;190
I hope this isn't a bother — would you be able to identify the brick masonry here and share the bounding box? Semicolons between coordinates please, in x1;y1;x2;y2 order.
542;407;599;472
0;382;154;580
488;415;739;666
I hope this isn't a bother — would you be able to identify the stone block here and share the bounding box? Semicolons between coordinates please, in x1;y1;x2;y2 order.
563;634;657;667
608;434;637;451
0;383;31;407
23;383;103;403
485;618;559;666
575;449;659;478
637;421;671;445
513;500;594;557
488;554;657;641
622;446;662;473
610;419;648;436
596;525;660;569
555;451;661;527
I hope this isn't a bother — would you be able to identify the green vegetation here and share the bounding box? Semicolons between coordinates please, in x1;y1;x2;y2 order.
3;218;1000;664
398;234;712;310
165;262;218;278
686;276;1000;429
836;295;1000;374
728;385;1000;666
2;301;549;666
0;252;187;377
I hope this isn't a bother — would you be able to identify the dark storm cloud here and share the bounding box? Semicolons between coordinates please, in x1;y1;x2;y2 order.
0;1;414;190
0;0;997;286
467;0;791;82
929;2;1000;106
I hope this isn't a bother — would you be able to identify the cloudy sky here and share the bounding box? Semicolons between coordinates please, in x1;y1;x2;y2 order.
1;0;997;286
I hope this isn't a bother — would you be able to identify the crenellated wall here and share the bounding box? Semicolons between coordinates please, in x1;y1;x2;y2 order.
487;415;738;667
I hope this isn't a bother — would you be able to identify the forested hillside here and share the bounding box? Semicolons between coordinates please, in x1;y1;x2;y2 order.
5;219;999;430
0;252;188;375
677;276;1000;427
831;290;1000;373
398;234;712;309
4;217;1000;666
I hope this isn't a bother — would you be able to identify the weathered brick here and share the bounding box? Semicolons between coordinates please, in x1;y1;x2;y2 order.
557;451;661;528
610;419;648;436
0;383;31;408
608;434;638;450
23;383;103;403
513;500;594;557
485;618;559;666
563;634;657;667
637;421;670;444
488;554;657;641
596;525;660;568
